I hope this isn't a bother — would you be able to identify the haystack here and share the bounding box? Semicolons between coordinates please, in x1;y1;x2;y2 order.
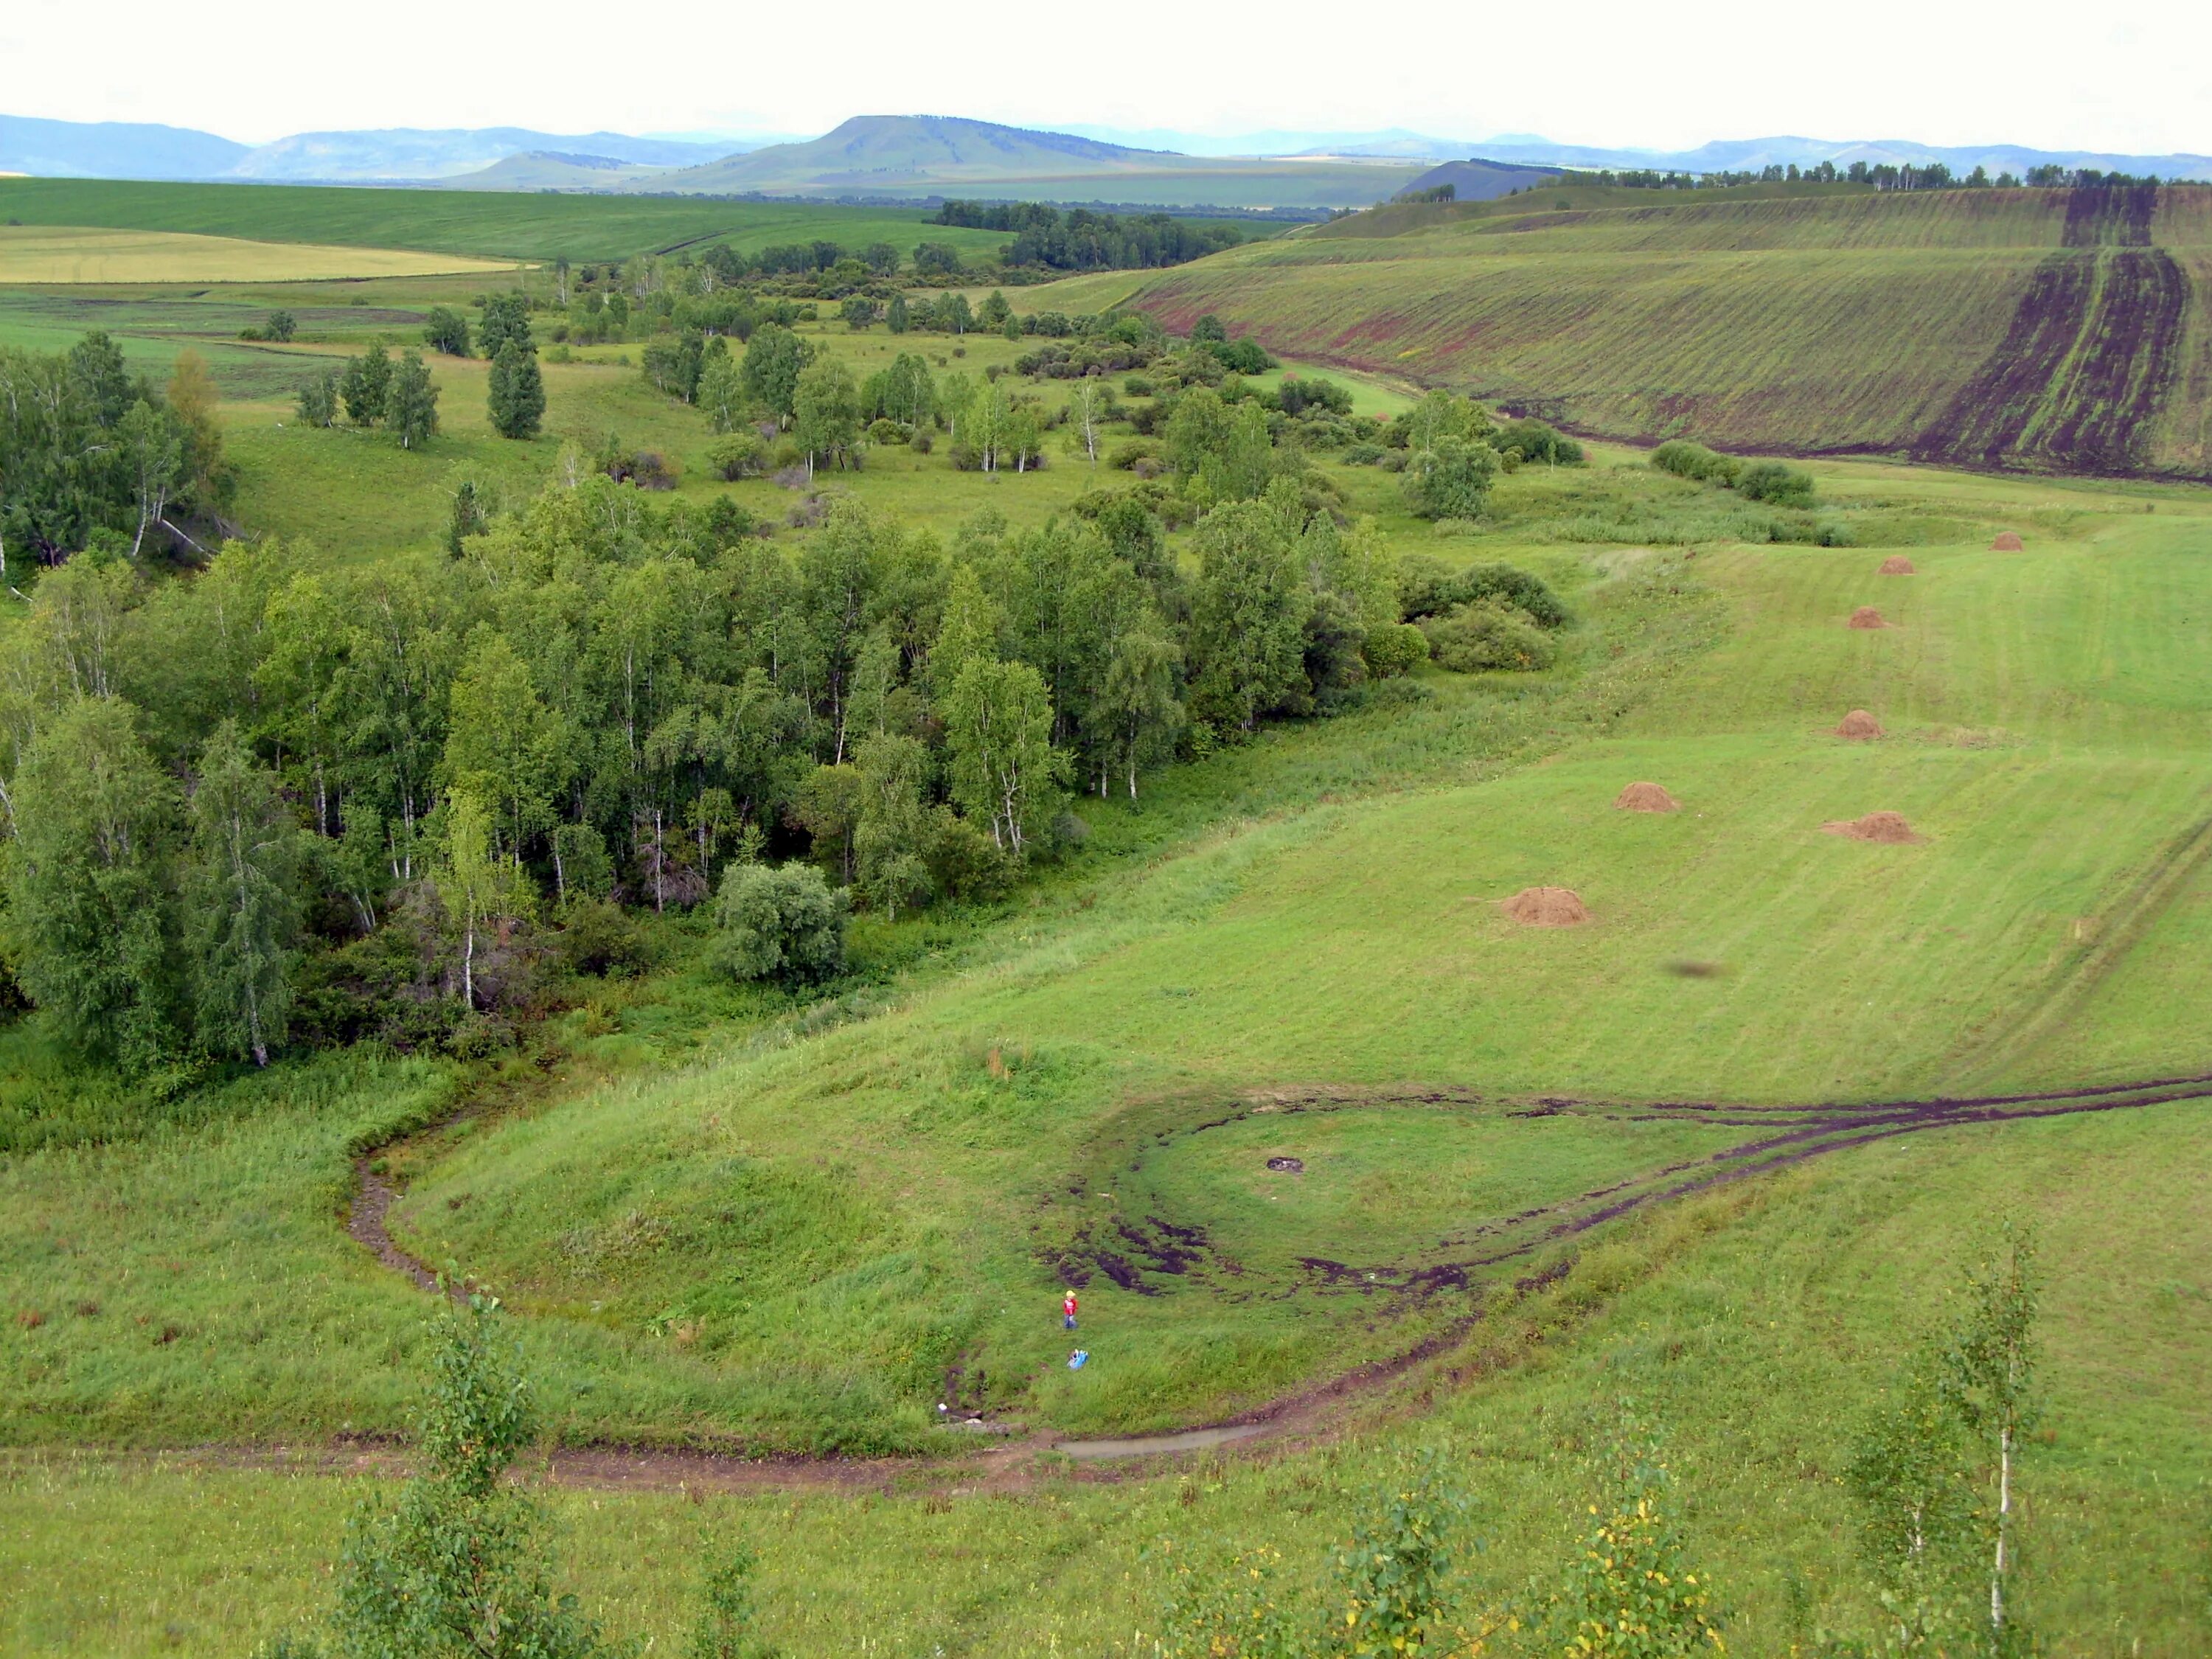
1613;782;1680;812
1848;606;1890;629
1834;709;1883;740
1502;886;1590;926
1991;531;2025;551
1879;555;1916;575
1822;811;1921;844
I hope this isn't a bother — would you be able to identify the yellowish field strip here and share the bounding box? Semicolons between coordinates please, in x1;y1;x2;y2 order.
0;225;517;283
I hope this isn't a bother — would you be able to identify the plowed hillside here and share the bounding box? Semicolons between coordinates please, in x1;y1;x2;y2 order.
1133;184;2212;478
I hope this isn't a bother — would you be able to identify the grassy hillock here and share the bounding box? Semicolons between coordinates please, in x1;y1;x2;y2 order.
1125;184;2212;479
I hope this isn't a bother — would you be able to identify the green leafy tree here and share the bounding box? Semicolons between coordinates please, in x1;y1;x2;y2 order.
1941;1220;2041;1648
698;352;748;434
688;1545;778;1659
315;1298;613;1659
10;696;184;1072
851;731;932;919
793;358;862;479
886;292;911;335
1400;437;1498;520
1549;1407;1726;1657
339;343;392;427
1333;1450;1472;1658
740;324;814;424
1096;627;1182;798
262;308;296;343
446;479;487;554
422;306;471;356
384;350;441;451
478;292;535;361
487;340;545;440
943;655;1063;858
295;370;338;429
437;787;535;1009
1846;1354;1978;1650
840;294;879;330
186;720;305;1068
709;861;847;984
978;289;1012;328
442;631;567;859
1186;499;1313;732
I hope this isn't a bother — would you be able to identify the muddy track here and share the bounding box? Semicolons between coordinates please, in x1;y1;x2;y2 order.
337;1069;2212;1485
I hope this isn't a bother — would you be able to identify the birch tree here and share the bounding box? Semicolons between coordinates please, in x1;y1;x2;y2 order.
187;720;305;1067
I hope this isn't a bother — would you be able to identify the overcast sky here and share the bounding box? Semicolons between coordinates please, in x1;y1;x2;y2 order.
7;0;2207;155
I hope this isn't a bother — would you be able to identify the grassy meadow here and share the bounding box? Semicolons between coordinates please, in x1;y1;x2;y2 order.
4;203;2212;1656
0;224;515;283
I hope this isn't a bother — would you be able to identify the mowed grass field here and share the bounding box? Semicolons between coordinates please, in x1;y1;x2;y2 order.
1124;184;2212;479
0;225;515;282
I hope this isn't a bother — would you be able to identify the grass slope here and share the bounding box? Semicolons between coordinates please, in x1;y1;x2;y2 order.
0;178;1016;264
1125;184;2212;479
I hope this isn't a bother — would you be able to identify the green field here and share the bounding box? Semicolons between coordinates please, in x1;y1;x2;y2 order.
0;178;1021;264
6;203;2212;1656
0;225;515;283
1121;184;2212;480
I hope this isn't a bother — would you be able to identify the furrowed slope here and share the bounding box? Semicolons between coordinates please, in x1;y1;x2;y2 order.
1133;185;2212;478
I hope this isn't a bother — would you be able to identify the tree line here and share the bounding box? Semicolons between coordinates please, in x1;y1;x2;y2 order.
930;201;1247;271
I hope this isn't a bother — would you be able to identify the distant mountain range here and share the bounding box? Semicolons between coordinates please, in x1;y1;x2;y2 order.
3;111;2206;196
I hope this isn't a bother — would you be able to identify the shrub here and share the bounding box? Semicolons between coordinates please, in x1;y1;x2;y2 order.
1402;560;1569;628
1651;439;1739;485
1419;600;1557;672
1363;622;1430;678
1107;437;1162;471
1495;416;1582;465
1123;375;1156;397
708;432;768;481
867;417;908;445
1400;437;1500;520
709;863;848;985
1736;459;1816;507
553;898;649;978
1343;442;1386;466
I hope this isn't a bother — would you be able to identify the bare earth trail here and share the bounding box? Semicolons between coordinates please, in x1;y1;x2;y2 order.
311;1069;2212;1489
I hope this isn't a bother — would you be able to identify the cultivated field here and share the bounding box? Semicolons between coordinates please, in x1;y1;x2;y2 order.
1126;184;2212;479
0;225;515;283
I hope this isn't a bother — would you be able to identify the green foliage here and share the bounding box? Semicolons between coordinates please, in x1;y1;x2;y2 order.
185;720;306;1068
793;358;862;473
1399;438;1498;521
383;350;440;451
1331;1451;1473;1658
687;1545;777;1659
422;306;471;357
487;341;545;440
319;1299;614;1659
741;324;814;422
339;342;392;427
1400;559;1568;628
1362;621;1430;678
295;370;338;430
1649;441;1739;486
1186;497;1314;731
1494;417;1582;465
710;861;848;984
478;292;535;361
708;431;769;481
942;655;1065;858
1548;1408;1725;1657
1417;601;1557;672
9;694;184;1073
1734;460;1815;507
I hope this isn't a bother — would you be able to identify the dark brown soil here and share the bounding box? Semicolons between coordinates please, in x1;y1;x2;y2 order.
1502;886;1590;925
1879;556;1916;575
1835;709;1884;740
1613;782;1680;812
1848;607;1890;629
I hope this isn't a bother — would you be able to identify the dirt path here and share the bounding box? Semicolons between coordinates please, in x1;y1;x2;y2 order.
326;1068;2212;1488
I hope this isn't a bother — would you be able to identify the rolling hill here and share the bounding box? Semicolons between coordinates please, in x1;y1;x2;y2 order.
1121;182;2212;479
633;114;1426;208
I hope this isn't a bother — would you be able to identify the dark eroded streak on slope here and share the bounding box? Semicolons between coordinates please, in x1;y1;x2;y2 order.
1916;187;2192;474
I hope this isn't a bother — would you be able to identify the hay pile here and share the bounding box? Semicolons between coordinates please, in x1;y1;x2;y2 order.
1822;810;1921;844
1614;782;1680;812
1992;531;2025;551
1848;606;1890;629
1502;886;1590;926
1835;709;1883;740
1879;555;1916;575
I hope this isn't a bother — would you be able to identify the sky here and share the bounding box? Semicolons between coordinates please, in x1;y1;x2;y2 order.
7;0;2208;156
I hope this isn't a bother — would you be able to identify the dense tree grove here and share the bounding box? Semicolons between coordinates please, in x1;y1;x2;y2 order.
0;333;231;569
930;201;1246;271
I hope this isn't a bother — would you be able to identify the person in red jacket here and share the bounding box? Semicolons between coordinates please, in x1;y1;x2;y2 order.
1062;1290;1079;1330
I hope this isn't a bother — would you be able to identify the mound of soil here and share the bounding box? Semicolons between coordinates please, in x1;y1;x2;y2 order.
1848;606;1891;629
1614;782;1680;813
1502;886;1590;926
1991;531;2025;551
1266;1156;1305;1174
1879;555;1916;575
1822;810;1922;844
1835;709;1883;740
